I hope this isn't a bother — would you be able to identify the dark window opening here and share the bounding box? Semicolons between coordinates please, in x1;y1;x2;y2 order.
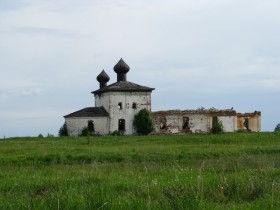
88;121;95;133
244;118;249;130
160;117;167;130
160;123;166;129
212;116;218;128
132;103;137;109
118;119;125;131
118;102;122;109
182;117;190;129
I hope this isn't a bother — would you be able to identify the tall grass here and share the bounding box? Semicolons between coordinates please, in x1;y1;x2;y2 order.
0;132;279;209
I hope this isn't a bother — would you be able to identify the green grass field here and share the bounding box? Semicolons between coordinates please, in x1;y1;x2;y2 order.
0;133;280;209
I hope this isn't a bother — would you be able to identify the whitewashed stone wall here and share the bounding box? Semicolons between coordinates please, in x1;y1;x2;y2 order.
65;117;109;136
237;114;261;132
218;116;237;132
95;93;110;112
95;91;152;135
188;114;209;133
151;111;255;134
152;113;210;134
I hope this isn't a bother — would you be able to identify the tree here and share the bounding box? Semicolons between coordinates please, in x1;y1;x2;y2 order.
274;123;280;132
59;123;68;136
211;120;224;134
133;108;154;135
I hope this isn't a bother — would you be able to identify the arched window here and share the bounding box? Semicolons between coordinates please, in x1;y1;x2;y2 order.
88;121;95;133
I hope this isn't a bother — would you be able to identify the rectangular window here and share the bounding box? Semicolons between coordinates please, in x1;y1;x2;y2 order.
132;103;137;109
118;102;122;109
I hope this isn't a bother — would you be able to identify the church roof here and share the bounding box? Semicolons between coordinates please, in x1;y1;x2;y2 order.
92;81;155;95
64;107;109;118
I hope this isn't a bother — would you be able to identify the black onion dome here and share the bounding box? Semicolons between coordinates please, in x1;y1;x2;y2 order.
97;70;110;83
113;58;130;74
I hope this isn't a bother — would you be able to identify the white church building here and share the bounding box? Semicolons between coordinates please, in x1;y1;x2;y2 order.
64;59;261;136
64;58;154;136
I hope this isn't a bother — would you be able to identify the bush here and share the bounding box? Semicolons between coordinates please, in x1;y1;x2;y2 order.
38;134;44;138
80;127;90;136
47;133;54;138
211;120;224;134
111;130;121;136
274;123;280;132
133;108;154;135
236;129;245;133
59;123;68;136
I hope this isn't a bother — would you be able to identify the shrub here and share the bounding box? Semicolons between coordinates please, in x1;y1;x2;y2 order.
208;107;218;112
274;123;280;132
211;120;224;134
59;123;68;136
47;133;54;138
111;130;121;136
236;129;245;133
80;127;90;136
133;108;154;135
38;134;44;138
197;106;205;111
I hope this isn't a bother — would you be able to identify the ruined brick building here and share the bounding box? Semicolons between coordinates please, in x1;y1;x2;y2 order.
64;59;261;136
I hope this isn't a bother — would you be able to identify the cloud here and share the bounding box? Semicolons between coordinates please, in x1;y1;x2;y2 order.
260;79;280;89
0;0;280;136
0;1;27;11
10;26;80;37
20;88;43;97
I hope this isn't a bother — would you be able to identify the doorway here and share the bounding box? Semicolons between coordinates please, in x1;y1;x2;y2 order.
182;117;190;130
118;119;125;131
88;121;95;133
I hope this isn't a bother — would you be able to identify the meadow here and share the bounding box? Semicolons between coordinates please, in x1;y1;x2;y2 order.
0;132;280;209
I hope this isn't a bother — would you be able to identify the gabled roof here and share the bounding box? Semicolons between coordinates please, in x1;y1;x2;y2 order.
64;107;109;118
92;81;155;95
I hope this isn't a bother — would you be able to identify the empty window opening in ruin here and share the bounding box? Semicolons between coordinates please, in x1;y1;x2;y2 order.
160;117;167;130
212;116;218;128
132;103;137;109
118;119;125;131
182;117;190;129
118;102;122;109
88;121;95;133
244;118;249;130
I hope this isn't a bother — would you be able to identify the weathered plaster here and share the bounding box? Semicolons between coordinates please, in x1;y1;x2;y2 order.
237;112;261;132
66;117;109;136
152;109;261;134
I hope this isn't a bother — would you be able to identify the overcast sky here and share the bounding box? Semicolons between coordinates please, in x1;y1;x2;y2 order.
1;0;279;137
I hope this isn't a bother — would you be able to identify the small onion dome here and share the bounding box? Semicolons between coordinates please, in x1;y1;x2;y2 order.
113;58;130;74
97;70;110;83
97;70;110;88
